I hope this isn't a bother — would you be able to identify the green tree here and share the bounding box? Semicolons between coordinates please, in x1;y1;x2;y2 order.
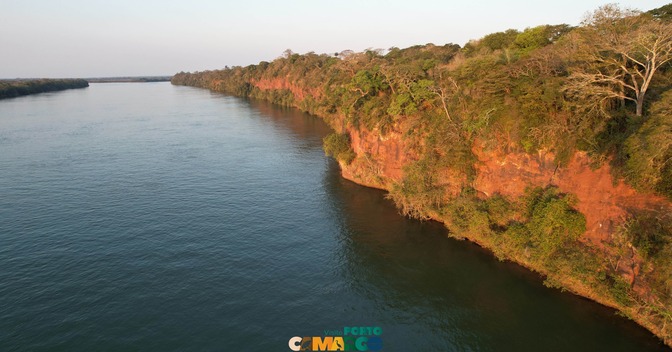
648;3;672;21
481;29;520;50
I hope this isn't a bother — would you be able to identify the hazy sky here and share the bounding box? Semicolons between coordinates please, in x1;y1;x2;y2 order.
1;0;668;78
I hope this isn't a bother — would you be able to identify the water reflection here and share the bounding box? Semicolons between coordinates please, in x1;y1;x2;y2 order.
245;99;333;145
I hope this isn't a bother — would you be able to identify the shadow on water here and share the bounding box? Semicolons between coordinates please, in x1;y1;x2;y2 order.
206;92;334;149
322;159;669;351
245;99;333;145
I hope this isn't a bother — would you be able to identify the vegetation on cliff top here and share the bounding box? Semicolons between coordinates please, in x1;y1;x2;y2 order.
172;3;672;345
0;79;89;99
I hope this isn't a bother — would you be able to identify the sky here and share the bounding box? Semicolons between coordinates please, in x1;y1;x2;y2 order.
0;0;669;78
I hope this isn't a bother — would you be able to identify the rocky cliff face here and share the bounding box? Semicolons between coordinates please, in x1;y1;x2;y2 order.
471;143;672;295
473;143;671;245
341;128;405;188
338;123;672;242
252;78;322;101
252;77;672;249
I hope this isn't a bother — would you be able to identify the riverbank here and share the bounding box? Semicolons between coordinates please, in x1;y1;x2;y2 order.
172;64;672;347
0;79;89;99
335;111;672;349
3;82;664;350
170;10;672;342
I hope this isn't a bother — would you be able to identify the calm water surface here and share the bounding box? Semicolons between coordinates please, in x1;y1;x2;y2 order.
0;83;668;351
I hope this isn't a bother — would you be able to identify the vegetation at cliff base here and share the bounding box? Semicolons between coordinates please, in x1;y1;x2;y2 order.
0;79;89;99
323;133;355;164
172;3;672;345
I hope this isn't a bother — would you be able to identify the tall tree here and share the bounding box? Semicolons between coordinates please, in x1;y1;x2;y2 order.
567;4;672;117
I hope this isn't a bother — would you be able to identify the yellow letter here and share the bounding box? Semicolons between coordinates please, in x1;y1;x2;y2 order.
331;336;345;351
312;337;334;351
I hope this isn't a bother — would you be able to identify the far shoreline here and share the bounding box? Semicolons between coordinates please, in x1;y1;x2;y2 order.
85;76;172;83
0;79;89;100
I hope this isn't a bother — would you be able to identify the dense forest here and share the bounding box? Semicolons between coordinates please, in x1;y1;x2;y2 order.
173;4;672;346
0;79;89;99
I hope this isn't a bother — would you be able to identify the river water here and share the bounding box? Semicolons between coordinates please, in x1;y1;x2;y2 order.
0;82;667;351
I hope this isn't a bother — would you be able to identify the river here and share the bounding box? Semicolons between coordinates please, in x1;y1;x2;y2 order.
0;82;667;351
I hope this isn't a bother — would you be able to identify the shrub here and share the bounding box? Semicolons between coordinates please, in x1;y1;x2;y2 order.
323;133;356;164
442;195;490;237
387;158;445;220
524;187;586;258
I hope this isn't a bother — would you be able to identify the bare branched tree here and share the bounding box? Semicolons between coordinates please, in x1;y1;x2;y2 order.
566;4;672;117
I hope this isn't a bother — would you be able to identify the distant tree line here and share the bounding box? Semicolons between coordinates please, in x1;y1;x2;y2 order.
0;79;89;99
86;76;171;83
